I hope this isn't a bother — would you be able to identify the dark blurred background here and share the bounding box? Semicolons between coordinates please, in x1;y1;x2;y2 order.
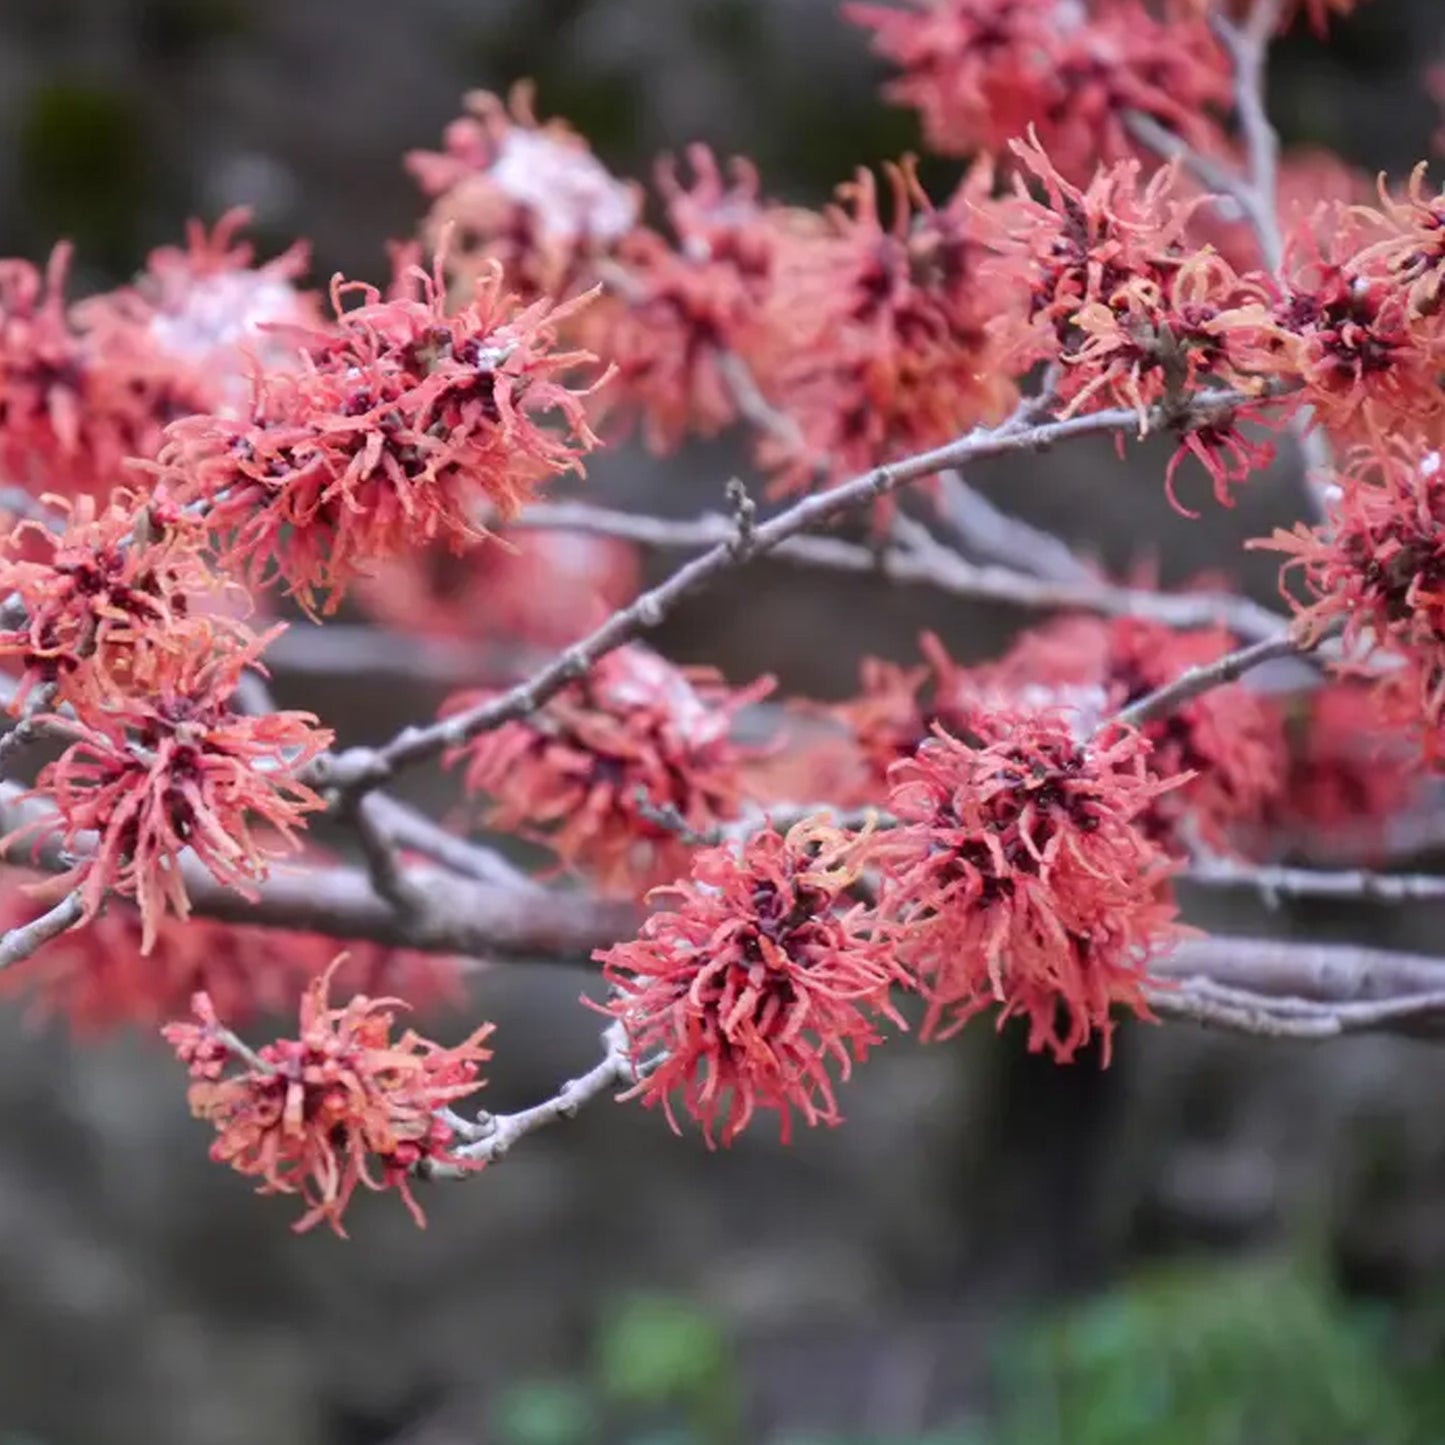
3;2;1445;1442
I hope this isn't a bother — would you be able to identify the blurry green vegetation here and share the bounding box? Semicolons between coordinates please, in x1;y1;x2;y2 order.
19;81;150;271
492;1260;1445;1445
992;1257;1445;1445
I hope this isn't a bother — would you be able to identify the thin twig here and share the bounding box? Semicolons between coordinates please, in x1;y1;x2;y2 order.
1113;622;1336;730
346;792;423;915
429;1022;639;1173
1212;1;1287;271
928;469;1099;585
1149;976;1445;1039
0;888;83;969
365;794;540;891
1185;857;1445;907
506;498;1290;641
315;388;1283;799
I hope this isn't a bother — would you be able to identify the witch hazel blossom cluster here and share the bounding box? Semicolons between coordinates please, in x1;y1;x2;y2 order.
0;0;1439;1235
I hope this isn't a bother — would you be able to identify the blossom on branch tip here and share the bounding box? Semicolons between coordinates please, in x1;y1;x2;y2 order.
595;817;906;1146
993;616;1288;853
0;246;208;498
981;134;1281;493
1264;207;1441;445
164;957;493;1234
587;147;789;452
758;158;1016;506
876;712;1186;1062
407;84;640;302
150;251;608;614
1257;682;1420;864
354;529;640;651
0;487;253;717
443;645;774;895
1254;443;1445;753
6;651;331;951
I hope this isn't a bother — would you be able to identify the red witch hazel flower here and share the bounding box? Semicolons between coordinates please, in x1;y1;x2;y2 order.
847;0;1231;184
6;645;331;951
760;159;1016;502
164;956;494;1235
1258;682;1420;865
596;817;907;1146
75;208;316;415
0;486;251;717
994;615;1288;853
354;529;639;652
876;711;1187;1062
444;644;775;895
1263;204;1440;446
0;244;210;498
150;249;609;614
834;631;1007;797
406;83;640;302
1255;442;1445;752
589;147;787;453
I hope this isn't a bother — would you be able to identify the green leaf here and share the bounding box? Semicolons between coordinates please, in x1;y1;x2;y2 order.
596;1294;732;1408
490;1379;594;1445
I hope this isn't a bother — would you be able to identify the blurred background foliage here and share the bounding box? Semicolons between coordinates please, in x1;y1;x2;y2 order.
490;1258;1445;1445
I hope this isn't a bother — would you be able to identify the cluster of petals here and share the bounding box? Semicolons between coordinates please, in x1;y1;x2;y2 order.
1264;205;1442;446
407;84;640;303
6;648;331;950
75;208;316;415
0;217;312;499
1256;442;1445;752
0;487;251;718
444;644;774;895
980;136;1282;508
149;252;607;614
833;630;1005;794
0;246;204;498
993;615;1288;852
587;148;792;453
757;160;1017;501
875;711;1186;1062
835;622;1281;852
164;958;493;1234
846;0;1232;184
595;817;906;1146
0;871;460;1036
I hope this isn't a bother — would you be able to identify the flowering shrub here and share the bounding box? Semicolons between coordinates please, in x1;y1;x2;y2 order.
0;0;1441;1236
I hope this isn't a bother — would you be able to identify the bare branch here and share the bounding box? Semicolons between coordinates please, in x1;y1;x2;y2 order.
1185;857;1445;907
1212;1;1287;271
364;794;540;891
0;680;62;781
509;498;1288;641
928;469;1099;585
0;888;83;969
313;388;1287;800
1149;976;1445;1040
429;1022;640;1173
1112;622;1335;730
345;792;424;915
1153;934;1445;1005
